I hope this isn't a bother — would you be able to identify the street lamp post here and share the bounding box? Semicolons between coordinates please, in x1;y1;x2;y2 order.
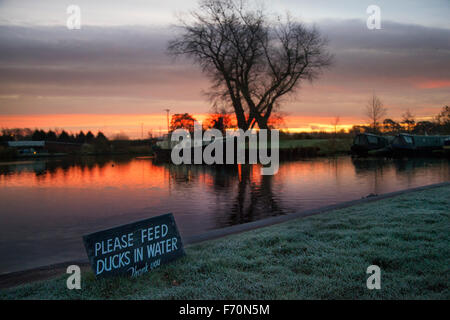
164;109;170;135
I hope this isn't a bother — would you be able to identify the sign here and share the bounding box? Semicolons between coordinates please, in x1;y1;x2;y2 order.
83;213;185;279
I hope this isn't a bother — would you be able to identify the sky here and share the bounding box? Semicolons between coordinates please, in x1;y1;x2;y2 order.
0;0;449;137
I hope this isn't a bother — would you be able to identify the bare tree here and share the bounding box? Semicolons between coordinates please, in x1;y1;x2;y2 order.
331;116;340;136
168;0;332;130
435;105;450;134
401;109;415;132
365;94;387;132
383;118;401;133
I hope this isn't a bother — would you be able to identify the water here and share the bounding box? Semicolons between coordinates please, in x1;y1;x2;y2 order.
0;156;449;274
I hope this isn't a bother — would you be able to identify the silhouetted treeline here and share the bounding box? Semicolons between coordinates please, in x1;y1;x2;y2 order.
279;130;351;140
282;105;450;139
0;128;108;144
0;128;155;159
352;105;450;135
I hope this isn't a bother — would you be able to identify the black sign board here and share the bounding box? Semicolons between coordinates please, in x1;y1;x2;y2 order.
83;213;185;279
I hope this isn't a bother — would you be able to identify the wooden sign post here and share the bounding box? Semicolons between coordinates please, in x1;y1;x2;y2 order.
83;213;185;279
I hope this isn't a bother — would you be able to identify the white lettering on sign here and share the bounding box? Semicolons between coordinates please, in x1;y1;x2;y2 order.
146;237;178;258
141;224;168;242
84;214;184;278
94;232;134;257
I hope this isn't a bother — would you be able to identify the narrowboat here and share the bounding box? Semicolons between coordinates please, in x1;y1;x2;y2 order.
153;133;228;163
444;138;450;156
5;141;80;158
153;133;269;163
391;134;449;155
351;133;393;156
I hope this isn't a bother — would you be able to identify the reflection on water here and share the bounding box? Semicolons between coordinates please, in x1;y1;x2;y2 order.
0;156;449;273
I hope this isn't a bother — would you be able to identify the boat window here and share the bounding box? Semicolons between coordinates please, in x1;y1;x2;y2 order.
403;136;413;144
367;136;378;144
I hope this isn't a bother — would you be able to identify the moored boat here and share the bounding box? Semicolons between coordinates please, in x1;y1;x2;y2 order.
153;133;227;163
391;134;449;156
351;133;393;156
5;141;72;158
444;138;450;156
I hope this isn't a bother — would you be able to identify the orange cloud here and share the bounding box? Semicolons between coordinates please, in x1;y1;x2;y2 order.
416;80;450;89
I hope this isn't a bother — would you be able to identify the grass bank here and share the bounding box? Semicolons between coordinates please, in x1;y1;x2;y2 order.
248;138;352;158
1;185;449;300
278;138;352;156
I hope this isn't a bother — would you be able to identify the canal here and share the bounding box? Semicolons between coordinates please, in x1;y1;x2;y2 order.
0;156;449;273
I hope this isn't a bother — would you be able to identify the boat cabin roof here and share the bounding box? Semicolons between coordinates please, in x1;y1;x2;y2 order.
8;141;45;147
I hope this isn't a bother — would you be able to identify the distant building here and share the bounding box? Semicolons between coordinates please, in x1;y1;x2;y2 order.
6;140;82;157
8;141;46;156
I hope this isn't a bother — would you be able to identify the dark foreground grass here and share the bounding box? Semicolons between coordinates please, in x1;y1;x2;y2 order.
1;186;449;299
